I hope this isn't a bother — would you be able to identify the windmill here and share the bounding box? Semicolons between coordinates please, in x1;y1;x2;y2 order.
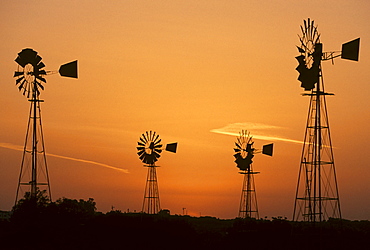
137;131;177;214
13;48;78;203
293;19;360;222
233;130;273;219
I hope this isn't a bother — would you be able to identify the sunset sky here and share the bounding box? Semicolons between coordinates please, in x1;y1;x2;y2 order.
0;0;369;220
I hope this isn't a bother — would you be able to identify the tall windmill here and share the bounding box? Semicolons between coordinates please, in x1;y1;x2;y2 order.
233;130;273;219
137;131;177;214
13;48;78;203
293;19;360;222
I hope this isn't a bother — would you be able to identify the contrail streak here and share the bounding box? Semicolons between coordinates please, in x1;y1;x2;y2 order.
210;122;304;144
210;130;303;144
0;142;129;173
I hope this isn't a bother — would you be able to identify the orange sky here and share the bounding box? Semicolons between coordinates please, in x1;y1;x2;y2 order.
0;0;369;220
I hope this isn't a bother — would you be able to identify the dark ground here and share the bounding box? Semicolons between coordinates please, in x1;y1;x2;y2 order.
0;211;369;250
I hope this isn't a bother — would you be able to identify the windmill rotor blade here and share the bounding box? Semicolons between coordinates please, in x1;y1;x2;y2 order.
237;137;243;145
149;131;153;141
15;56;27;67
38;69;47;75
247;135;253;143
154;149;162;154
299;37;309;50
145;131;150;141
138;142;145;146
137;150;145;156
150;154;158;164
140;134;147;143
33;55;42;66
16;48;37;67
165;143;177;153
297;46;305;53
307;18;311;36
304;19;307;31
59;60;78;78
145;155;154;164
154;151;161;159
148;141;155;150
312;27;317;39
36;61;45;70
233;153;241;159
144;133;150;142
147;155;154;164
36;75;46;83
153;132;158;142
140;137;146;145
234;148;241;153
140;154;146;162
26;83;31;96
154;139;162;145
36;80;44;90
20;48;37;60
18;79;26;90
137;146;145;151
154;144;162;148
14;71;24;77
235;142;241;149
154;134;160;143
16;76;25;84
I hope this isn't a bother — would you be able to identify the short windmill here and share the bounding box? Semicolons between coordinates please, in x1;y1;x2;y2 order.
137;131;177;214
13;48;77;203
233;130;273;219
293;18;360;222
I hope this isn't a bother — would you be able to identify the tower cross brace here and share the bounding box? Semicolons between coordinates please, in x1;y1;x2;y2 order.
239;166;259;219
15;91;51;204
142;164;161;214
293;64;341;222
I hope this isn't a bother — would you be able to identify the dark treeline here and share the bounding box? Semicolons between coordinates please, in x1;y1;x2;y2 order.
0;192;369;249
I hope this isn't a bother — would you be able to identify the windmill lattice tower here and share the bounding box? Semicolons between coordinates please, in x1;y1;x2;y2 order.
293;19;360;222
13;48;77;203
137;131;177;214
233;130;273;219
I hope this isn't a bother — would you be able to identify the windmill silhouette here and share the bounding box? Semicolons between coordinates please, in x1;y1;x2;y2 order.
293;19;360;222
137;131;177;214
233;130;273;218
13;48;77;203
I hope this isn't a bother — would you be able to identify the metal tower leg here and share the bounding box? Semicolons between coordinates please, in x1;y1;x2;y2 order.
15;97;51;205
239;166;259;219
142;164;161;214
293;73;341;222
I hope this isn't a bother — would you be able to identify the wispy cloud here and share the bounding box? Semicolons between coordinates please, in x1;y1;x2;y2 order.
0;142;129;173
210;122;303;144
